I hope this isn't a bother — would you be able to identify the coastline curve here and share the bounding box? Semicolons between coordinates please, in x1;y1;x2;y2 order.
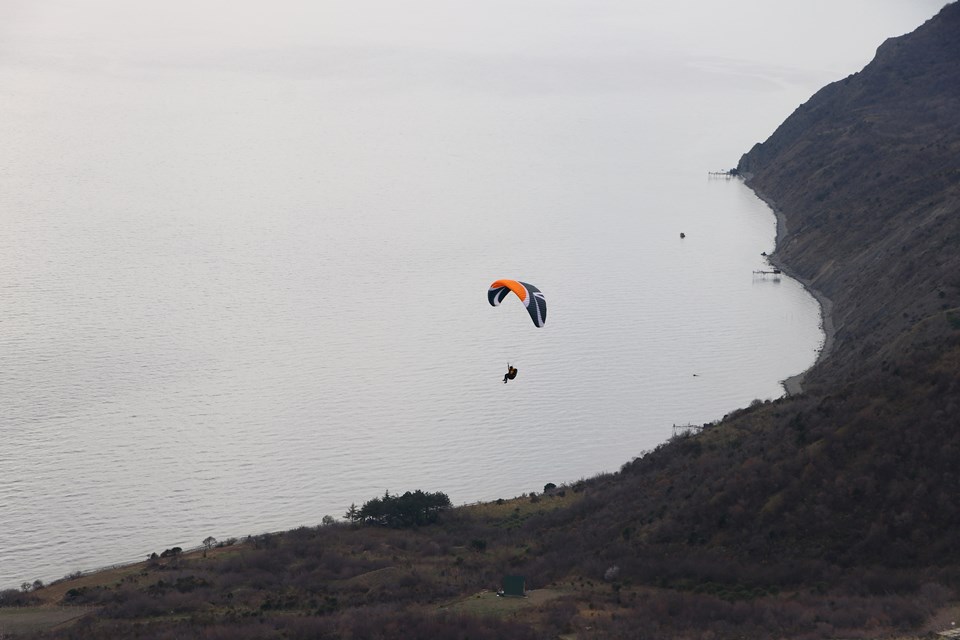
742;177;836;396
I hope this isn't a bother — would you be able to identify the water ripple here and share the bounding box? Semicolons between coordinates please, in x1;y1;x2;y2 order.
0;13;825;589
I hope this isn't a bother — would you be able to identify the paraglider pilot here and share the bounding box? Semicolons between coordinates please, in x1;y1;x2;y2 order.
503;364;518;384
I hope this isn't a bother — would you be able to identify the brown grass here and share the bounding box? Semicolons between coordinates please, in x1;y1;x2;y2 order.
31;543;248;605
0;605;94;635
461;490;582;521
4;543;254;634
438;588;567;618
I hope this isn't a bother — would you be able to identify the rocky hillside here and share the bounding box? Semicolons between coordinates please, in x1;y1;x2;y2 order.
737;1;960;391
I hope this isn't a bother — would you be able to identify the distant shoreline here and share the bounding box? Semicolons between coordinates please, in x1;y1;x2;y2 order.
744;180;836;396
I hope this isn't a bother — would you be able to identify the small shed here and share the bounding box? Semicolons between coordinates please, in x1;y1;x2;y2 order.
500;575;526;597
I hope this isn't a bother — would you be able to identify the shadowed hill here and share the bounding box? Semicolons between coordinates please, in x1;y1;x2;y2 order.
524;0;960;579
583;0;960;582
7;4;960;639
737;0;960;391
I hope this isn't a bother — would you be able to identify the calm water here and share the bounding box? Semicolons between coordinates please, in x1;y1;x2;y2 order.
0;1;937;588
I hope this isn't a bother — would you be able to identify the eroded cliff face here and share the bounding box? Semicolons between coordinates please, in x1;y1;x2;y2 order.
738;1;960;391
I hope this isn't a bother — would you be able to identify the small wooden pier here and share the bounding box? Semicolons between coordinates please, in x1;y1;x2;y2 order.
672;423;704;437
708;169;739;179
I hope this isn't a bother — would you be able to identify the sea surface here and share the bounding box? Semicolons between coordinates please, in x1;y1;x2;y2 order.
0;0;938;588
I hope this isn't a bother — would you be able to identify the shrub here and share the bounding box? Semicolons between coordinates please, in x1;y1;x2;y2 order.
0;588;40;606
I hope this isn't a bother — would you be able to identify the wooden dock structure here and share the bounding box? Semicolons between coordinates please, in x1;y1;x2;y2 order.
708;169;739;179
672;423;704;437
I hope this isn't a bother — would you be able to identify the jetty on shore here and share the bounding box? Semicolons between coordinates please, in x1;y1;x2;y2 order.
708;169;739;178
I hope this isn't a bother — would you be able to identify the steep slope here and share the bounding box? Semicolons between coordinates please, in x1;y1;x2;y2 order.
737;1;960;391
509;8;960;624
527;0;960;591
592;0;960;570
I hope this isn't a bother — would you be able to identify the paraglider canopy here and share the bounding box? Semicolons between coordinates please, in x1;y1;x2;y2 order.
488;279;546;328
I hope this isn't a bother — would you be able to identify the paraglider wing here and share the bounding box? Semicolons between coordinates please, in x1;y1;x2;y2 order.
487;279;546;328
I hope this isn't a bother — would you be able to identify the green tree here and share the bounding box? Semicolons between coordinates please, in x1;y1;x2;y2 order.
356;489;451;528
345;503;360;522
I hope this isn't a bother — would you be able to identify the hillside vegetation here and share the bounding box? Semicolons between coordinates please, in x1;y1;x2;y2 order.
4;3;959;639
